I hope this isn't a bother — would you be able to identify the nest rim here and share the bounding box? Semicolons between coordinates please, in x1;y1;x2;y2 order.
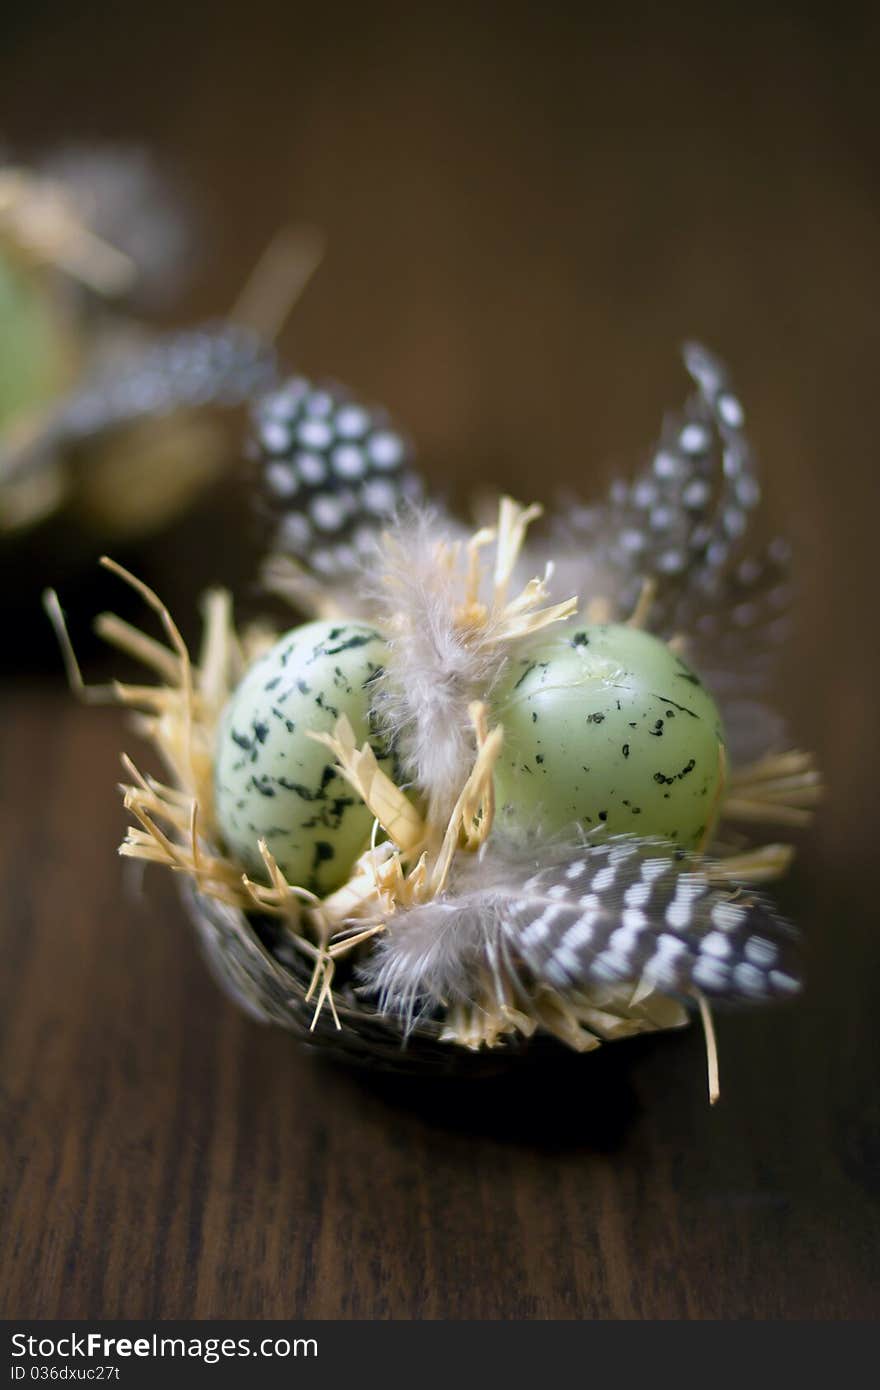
181;877;551;1078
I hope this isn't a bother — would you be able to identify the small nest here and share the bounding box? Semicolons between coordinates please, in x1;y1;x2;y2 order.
47;498;822;1090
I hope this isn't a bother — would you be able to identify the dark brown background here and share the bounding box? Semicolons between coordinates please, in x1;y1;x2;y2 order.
2;1;879;1319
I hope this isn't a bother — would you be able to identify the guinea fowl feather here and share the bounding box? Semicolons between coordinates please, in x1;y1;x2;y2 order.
536;343;794;762
359;835;802;1026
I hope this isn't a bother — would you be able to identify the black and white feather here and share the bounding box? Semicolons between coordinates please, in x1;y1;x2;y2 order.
551;343;788;633
252;376;424;579
360;836;802;1025
545;343;794;760
0;322;276;482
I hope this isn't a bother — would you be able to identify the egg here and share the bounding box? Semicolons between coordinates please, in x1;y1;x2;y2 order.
491;624;726;849
214;620;391;895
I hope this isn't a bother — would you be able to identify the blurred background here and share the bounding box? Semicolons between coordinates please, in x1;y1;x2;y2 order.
1;0;878;1319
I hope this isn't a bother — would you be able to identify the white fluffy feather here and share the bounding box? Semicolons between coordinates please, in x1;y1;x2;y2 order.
356;842;530;1026
364;509;520;824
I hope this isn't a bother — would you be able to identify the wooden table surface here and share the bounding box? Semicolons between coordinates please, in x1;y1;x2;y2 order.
2;3;879;1319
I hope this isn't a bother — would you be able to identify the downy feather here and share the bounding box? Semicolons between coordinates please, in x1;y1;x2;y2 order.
365;509;521;824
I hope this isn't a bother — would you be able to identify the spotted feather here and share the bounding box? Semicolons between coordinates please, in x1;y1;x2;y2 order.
0;322;276;481
555;342;787;641
547;344;794;760
359;836;802;1025
509;838;800;1001
251;375;424;579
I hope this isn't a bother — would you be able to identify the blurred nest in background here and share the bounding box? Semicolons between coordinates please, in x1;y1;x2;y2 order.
1;148;321;551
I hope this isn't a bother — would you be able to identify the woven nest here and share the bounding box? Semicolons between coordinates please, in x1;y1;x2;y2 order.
48;469;821;1094
184;884;538;1077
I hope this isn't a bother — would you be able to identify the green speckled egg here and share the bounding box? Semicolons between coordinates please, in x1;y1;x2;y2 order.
491;624;726;849
214;620;391;895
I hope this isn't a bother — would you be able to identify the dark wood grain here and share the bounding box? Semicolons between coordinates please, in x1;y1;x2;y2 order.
2;1;879;1319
